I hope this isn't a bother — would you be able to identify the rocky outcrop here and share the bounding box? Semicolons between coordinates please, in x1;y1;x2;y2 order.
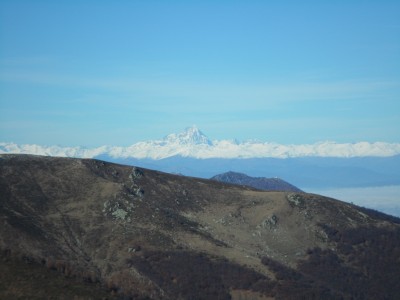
259;214;279;230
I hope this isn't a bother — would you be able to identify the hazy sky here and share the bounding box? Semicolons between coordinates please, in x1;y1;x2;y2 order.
1;1;399;147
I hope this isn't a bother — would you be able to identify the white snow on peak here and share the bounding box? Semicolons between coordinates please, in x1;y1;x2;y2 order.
0;142;109;159
1;127;400;160
163;125;212;145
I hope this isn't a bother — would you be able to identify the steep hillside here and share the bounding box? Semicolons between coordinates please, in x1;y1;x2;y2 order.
211;171;303;192
1;154;399;299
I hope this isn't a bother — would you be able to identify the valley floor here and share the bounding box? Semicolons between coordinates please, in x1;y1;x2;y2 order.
309;185;400;218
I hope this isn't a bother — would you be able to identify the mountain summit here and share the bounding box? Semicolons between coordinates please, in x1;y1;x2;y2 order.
164;126;211;145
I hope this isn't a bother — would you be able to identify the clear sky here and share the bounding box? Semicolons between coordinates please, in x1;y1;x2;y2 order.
0;1;399;147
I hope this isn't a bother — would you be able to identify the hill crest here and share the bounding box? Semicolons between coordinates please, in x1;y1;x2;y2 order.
211;171;303;192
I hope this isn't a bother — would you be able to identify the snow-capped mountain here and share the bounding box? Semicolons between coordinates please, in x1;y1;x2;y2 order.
1;126;400;159
164;126;212;145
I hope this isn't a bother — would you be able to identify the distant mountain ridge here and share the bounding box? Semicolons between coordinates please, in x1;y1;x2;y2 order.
211;171;303;192
103;155;400;190
3;126;400;190
1;126;400;159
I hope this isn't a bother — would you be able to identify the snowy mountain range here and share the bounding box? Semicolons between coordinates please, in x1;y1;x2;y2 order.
1;126;400;159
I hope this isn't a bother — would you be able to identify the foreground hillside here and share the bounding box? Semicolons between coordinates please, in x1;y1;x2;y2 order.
1;154;399;299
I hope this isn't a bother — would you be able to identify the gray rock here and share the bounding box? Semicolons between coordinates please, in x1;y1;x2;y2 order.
287;193;305;208
130;167;143;180
260;214;279;229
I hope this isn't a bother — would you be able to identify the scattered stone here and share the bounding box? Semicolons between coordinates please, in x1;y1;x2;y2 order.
112;209;128;220
135;188;144;197
287;193;306;208
103;195;136;221
303;210;313;220
127;246;141;253
130;167;143;180
259;214;279;230
314;228;329;242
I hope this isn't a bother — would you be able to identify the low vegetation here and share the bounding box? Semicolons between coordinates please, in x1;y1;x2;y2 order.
1;154;399;299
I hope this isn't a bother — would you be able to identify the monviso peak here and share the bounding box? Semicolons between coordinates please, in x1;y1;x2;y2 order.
164;125;212;145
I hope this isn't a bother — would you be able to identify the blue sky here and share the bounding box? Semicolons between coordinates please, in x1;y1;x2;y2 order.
0;1;399;147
